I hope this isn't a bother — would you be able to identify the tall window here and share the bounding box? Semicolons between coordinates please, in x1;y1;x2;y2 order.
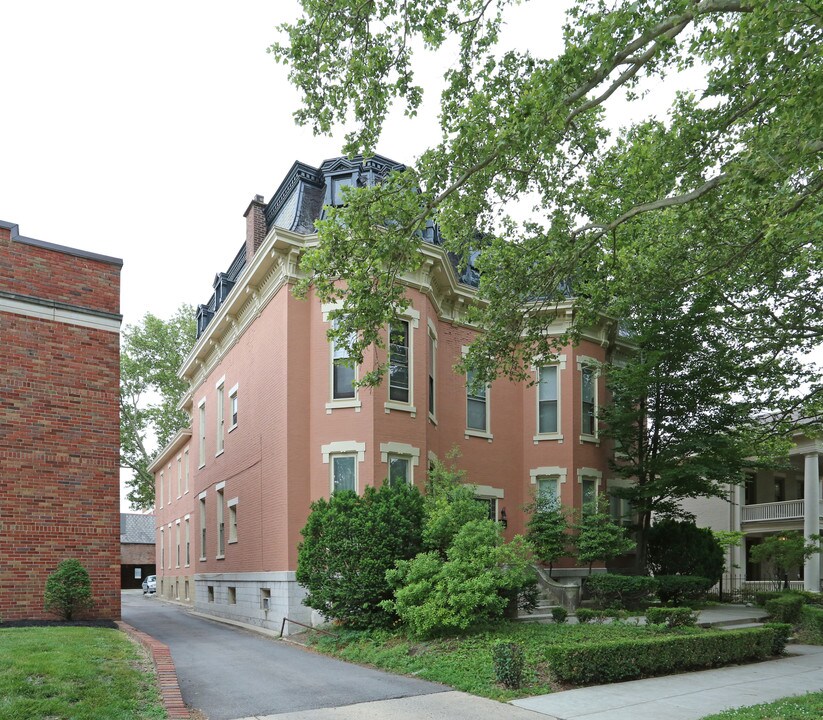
198;401;206;467
389;320;410;403
216;487;225;557
176;456;182;498
175;522;180;568
216;381;225;455
160;528;165;572
466;369;488;432
167;464;172;504
428;331;436;419
332;455;356;493
199;495;207;560
159;472;164;509
582;477;597;513
387;455;410;486
332;319;356;400
228;501;238;543
184;449;189;493
184;518;190;566
475;497;497;521
538;366;558;434
609;493;632;526
229;386;239;428
774;476;785;502
581;366;596;436
537;476;559;506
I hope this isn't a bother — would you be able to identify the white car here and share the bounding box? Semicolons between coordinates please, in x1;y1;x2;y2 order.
142;575;157;594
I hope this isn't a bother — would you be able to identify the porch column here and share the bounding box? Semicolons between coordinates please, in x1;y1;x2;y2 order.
804;452;820;593
731;481;743;580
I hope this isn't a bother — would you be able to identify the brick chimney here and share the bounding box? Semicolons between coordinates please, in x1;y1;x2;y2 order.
244;195;267;262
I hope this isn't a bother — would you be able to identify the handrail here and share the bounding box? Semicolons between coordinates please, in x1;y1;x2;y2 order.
279;617;333;638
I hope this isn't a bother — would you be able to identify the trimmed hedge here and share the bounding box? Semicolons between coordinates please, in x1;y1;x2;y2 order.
586;574;657;608
797;605;823;645
545;627;779;684
575;608;625;624
765;594;805;624
755;589;823;608
492;641;525;688
763;622;792;655
645;607;697;628
655;575;713;604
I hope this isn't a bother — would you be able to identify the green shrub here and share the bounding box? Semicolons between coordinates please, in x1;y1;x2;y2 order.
797;605;823;644
575;608;596;623
297;483;425;628
646;520;724;584
756;589;823;608
765;594;805;624
586;574;657;609
763;622;792;654
551;606;568;624
655;575;713;604
383;520;536;637
43;559;94;620
492;641;525;688
754;590;784;607
645;607;698;628
545;628;777;684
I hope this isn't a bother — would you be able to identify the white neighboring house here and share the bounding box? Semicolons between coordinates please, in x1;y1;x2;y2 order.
681;429;822;593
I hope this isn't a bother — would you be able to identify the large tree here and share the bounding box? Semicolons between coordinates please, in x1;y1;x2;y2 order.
271;0;821;415
120;305;196;510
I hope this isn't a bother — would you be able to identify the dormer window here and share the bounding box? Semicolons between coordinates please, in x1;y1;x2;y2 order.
196;304;214;338
330;175;354;206
213;273;235;309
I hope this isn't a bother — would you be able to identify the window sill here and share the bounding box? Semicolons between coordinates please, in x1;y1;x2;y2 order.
579;434;600;445
465;429;493;441
198;463;206;470
428;413;438;426
216;554;225;560
533;433;564;443
228;539;237;545
199;556;206;562
228;424;238;433
326;399;362;413
384;401;416;417
215;449;224;458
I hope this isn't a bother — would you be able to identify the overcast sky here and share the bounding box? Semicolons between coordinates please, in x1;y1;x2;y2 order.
4;3;813;511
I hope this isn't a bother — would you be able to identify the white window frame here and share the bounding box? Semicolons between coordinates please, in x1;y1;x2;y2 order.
167;523;172;569
216;377;225;456
176;455;182;498
198;399;206;468
184;515;191;567
216;483;225;558
175;519;181;568
184;448;189;494
321;304;362;412
158;471;164;509
577;356;599;443
472;484;504;522
321;441;366;495
331;454;358;494
577;467;602;514
464;347;492;439
534;355;566;442
530;466;568;505
228;497;238;543
379;442;420;487
160;527;165;572
198;492;207;561
167;463;172;504
384;307;420;416
427;319;438;424
228;383;239;431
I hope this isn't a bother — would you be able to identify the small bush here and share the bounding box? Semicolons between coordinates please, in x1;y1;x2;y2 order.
645;607;698;628
646;520;724;584
754;590;783;607
586;574;657;608
44;559;94;620
763;622;792;654
575;608;596;623
492;641;525;689
797;605;823;645
754;589;822;608
551;606;568;624
765;594;805;624
655;575;713;605
545;627;778;684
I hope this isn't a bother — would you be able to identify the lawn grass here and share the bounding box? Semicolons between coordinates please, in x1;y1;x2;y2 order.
700;691;823;719
304;620;679;701
0;626;166;720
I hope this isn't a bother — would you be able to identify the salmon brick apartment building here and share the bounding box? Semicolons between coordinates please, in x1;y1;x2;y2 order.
0;220;122;621
151;156;625;632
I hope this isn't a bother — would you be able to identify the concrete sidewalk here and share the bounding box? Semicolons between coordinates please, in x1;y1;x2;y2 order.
512;645;823;720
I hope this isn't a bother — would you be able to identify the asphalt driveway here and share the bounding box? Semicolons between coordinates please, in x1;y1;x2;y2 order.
121;591;446;720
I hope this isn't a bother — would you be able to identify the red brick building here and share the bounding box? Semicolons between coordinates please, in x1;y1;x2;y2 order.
0;220;122;621
152;156;625;632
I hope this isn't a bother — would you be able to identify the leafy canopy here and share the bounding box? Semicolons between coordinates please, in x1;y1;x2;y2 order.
120;305;196;510
271;0;821;419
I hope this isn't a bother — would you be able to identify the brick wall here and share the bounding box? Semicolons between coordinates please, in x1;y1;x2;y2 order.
0;229;121;621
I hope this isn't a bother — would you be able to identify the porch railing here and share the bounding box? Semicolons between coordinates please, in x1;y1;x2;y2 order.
741;499;823;523
708;575;807;602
